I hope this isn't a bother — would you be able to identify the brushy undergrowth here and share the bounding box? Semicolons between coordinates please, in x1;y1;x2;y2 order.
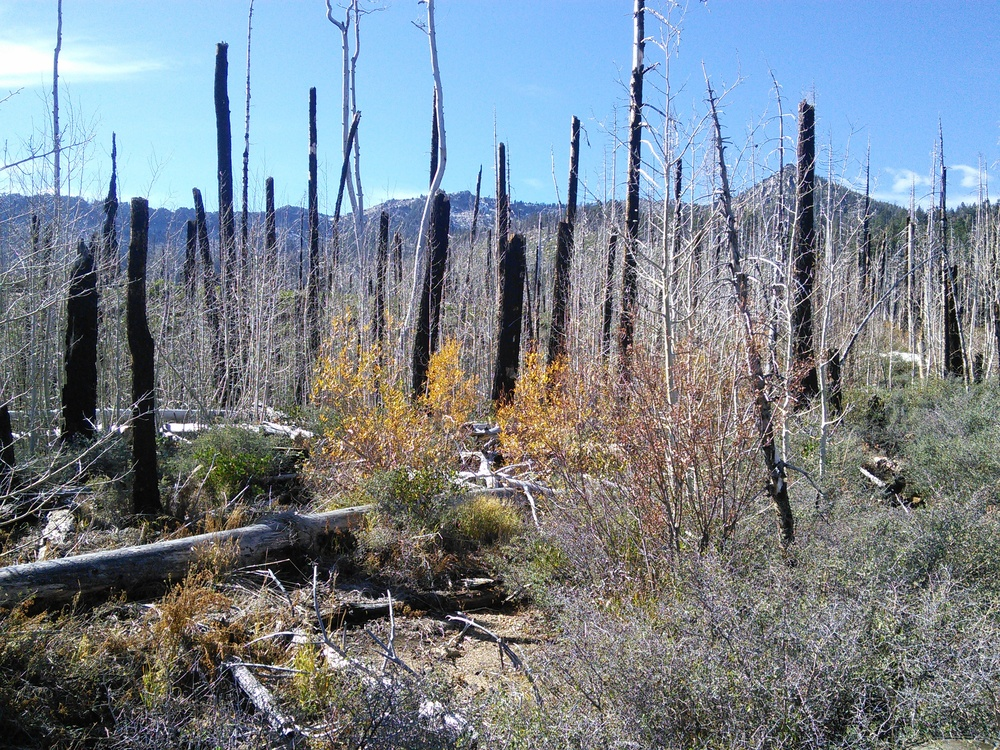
4;350;1000;748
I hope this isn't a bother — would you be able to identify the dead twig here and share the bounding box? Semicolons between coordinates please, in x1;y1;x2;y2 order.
447;613;542;707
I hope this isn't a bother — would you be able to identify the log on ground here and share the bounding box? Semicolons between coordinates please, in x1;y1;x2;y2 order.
0;505;370;609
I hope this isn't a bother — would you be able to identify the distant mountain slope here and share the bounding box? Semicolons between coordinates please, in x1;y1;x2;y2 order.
0;174;913;267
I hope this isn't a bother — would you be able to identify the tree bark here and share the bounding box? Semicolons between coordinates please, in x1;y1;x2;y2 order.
240;1;255;263
547;220;573;364
392;230;403;288
618;0;645;380
183;220;197;299
193;188;226;400
492;233;526;404
264;176;276;259
601;231;618;361
411;192;451;399
0;506;369;609
215;42;237;284
61;239;99;443
306;87;321;371
101;132;119;279
373;210;389;351
792;99;817;397
548;115;581;365
0;403;14;494
495;143;510;293
941;162;963;378
215;43;239;407
127;198;161;517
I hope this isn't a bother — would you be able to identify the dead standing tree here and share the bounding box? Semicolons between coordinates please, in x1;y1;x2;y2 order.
215;42;238;406
548;115;580;365
0;403;14;495
403;0;446;375
325;0;365;246
708;81;795;550
618;0;645;380
240;0;255;261
791;99;817;399
100;133;119;280
61;239;99;443
411;192;451;399
194;188;226;401
304;87;321;398
127;198;161;517
373;210;389;352
492;234;527;404
940;132;964;379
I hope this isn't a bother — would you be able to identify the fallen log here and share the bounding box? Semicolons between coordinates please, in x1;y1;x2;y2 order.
327;580;506;626
0;505;370;609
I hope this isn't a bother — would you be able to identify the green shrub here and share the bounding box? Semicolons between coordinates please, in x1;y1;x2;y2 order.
173;427;289;503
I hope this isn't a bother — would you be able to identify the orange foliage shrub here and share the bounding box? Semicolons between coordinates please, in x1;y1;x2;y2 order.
308;329;482;492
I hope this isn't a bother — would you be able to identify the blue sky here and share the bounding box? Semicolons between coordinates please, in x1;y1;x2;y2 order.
1;0;998;212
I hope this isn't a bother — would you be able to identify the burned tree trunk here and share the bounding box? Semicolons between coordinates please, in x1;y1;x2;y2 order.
0;403;14;494
548;220;573;364
618;0;645;380
306;87;321;370
392;231;403;287
127;198;161;517
495;143;510;293
548;115;581;365
941;163;963;378
264;176;276;259
61;239;99;443
184;220;197;299
492;233;526;404
373;210;389;351
602;231;619;361
215;42;237;284
215;42;239;407
100;133;119;279
194;188;226;399
411;192;451;399
792;99;817;398
331;112;361;269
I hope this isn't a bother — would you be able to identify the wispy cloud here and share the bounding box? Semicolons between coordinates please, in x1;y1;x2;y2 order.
949;163;982;190
884;167;932;195
875;164;994;208
0;38;165;87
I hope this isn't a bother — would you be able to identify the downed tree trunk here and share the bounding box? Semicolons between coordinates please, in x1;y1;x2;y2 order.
0;505;370;609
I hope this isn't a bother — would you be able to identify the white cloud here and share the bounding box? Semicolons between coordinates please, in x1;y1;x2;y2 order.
948;163;982;190
884;167;932;195
875;164;996;208
0;38;164;87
